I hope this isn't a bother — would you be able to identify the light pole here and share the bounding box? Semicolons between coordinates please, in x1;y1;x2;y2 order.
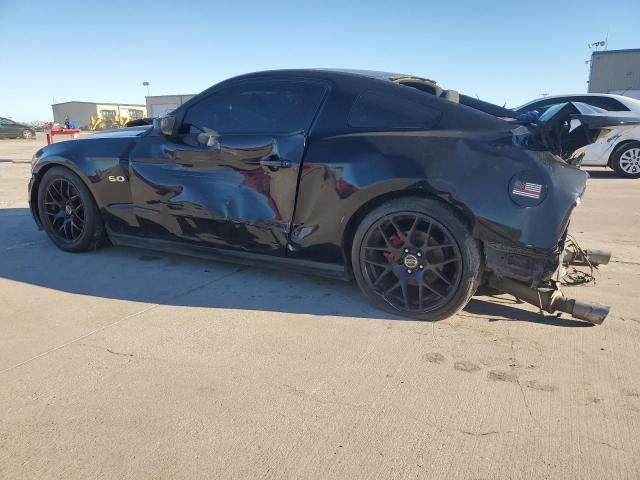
142;81;151;96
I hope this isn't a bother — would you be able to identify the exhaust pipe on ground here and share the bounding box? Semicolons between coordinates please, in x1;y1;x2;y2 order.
563;248;611;266
488;276;609;325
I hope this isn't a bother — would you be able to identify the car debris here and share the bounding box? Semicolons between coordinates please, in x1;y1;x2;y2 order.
563;246;611;267
488;275;609;324
517;94;640;178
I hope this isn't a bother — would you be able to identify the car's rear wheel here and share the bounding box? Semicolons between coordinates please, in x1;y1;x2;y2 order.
22;129;34;139
352;197;482;321
611;142;640;178
37;167;105;252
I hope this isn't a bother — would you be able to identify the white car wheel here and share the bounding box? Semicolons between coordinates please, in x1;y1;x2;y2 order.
612;143;640;179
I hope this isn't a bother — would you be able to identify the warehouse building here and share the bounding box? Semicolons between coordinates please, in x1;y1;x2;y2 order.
588;48;640;100
146;94;196;117
52;101;147;130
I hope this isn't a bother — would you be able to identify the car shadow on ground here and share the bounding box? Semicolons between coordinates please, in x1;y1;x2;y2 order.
464;298;590;328
585;169;628;179
0;208;588;327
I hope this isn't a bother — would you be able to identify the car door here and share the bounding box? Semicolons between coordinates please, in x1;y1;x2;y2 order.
128;79;327;256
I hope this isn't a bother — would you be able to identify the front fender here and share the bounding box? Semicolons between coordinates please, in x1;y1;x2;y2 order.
29;138;136;231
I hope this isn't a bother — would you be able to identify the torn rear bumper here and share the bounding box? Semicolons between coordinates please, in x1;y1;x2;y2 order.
483;240;560;287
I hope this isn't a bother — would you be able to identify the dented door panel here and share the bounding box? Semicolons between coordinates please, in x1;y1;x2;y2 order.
128;132;305;254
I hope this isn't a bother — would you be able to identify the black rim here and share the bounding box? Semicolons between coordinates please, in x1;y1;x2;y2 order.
43;178;85;242
361;212;462;314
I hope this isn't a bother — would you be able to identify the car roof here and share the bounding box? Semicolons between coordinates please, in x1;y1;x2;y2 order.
177;68;516;121
219;68;438;87
517;93;640;111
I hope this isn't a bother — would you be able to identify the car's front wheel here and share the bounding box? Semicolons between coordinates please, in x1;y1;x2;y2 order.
37;167;106;252
611;142;640;178
352;197;482;321
22;129;34;139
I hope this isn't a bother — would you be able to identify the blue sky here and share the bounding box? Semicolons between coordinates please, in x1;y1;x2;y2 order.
1;0;639;121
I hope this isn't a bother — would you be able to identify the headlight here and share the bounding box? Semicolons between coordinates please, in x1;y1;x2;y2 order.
31;149;43;169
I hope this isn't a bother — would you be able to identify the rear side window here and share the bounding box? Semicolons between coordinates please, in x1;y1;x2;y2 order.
348;90;441;129
183;80;326;134
574;96;629;111
520;96;629;113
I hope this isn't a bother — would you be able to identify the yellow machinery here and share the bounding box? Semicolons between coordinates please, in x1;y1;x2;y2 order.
90;110;119;130
89;108;145;130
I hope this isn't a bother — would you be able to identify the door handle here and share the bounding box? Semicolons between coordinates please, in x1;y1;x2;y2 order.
259;156;291;169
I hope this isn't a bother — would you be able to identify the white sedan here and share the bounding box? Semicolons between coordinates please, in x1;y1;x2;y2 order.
517;94;640;178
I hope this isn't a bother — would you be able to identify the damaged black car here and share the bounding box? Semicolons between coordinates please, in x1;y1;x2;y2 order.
28;69;617;323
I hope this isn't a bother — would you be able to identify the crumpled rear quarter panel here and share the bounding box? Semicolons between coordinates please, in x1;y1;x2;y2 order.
289;129;587;269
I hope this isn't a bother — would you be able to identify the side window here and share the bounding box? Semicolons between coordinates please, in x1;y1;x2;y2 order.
183;81;326;135
0;118;14;125
575;96;629;111
349;90;441;129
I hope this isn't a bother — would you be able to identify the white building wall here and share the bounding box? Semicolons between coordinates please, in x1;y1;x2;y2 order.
146;95;196;117
589;49;640;96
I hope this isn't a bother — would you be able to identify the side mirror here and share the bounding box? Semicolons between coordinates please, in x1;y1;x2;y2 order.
156;115;176;136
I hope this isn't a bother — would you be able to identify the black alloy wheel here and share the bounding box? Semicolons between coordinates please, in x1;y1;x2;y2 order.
352;197;481;321
43;178;85;242
38;167;105;252
362;212;462;313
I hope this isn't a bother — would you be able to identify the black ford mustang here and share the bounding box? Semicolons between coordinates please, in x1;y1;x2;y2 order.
28;69;616;322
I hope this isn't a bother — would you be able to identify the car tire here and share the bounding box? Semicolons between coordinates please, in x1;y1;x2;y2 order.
38;167;106;252
22;129;34;139
351;196;482;321
611;141;640;178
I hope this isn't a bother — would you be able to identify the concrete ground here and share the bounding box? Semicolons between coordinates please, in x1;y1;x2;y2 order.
1;134;639;479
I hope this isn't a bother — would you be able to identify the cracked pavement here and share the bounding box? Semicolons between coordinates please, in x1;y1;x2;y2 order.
1;135;640;479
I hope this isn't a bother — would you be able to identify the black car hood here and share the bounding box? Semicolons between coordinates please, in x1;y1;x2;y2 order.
86;126;152;139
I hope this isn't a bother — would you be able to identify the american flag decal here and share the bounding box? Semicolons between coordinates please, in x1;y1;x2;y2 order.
512;181;542;199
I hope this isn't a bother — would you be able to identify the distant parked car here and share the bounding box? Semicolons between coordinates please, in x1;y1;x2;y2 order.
0;117;36;139
516;94;640;178
28;121;51;132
